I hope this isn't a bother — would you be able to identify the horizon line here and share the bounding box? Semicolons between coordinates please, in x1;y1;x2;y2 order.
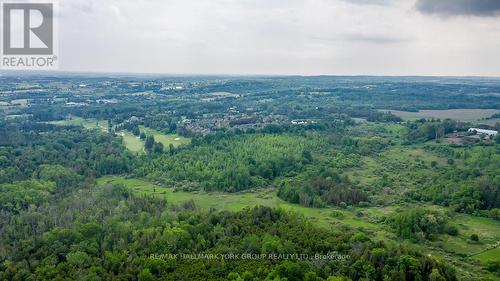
1;70;500;79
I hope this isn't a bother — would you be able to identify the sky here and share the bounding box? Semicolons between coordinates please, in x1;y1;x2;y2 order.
57;0;500;76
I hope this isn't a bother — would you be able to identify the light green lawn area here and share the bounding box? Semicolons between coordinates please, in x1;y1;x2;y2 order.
474;247;500;263
118;126;191;152
118;131;144;153
139;126;190;147
48;117;109;132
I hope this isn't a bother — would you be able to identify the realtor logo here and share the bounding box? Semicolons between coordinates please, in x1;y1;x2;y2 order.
1;2;58;69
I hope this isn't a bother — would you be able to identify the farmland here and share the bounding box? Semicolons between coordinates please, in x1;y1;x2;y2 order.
379;109;500;122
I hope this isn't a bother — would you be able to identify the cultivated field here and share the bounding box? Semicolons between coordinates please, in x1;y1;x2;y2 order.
379;109;500;121
478;118;500;126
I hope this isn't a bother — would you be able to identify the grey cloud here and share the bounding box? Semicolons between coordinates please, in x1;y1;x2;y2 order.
340;0;391;6
415;0;500;17
343;34;409;44
315;34;410;44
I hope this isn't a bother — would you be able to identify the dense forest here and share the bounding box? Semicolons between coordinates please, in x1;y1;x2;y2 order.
0;121;132;183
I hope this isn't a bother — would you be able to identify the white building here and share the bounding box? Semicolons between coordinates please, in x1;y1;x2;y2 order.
468;128;498;136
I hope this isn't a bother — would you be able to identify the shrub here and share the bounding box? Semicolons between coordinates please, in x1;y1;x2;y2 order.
358;201;370;207
330;211;344;219
486;261;500;273
444;225;459;236
470;234;479;242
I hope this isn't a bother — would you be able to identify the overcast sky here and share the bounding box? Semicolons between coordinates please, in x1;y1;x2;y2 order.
58;0;500;76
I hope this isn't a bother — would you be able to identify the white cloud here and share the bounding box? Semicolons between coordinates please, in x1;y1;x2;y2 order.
57;0;500;76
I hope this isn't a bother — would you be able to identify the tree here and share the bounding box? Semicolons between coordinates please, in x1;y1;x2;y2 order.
107;119;112;133
390;209;449;241
132;126;140;136
301;149;313;164
398;255;422;281
66;251;92;268
140;132;146;140
327;277;344;281
429;269;446;281
153;142;164;153
138;269;155;281
145;135;155;151
486;261;500;273
37;165;80;193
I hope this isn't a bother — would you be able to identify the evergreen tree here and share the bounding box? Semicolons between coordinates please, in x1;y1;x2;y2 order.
145;135;155;151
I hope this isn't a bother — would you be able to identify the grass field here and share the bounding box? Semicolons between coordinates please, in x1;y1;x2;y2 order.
139;126;191;147
475;247;500;263
379;109;500;121
119;126;191;152
439;215;500;260
48;117;109;132
119;131;144;153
